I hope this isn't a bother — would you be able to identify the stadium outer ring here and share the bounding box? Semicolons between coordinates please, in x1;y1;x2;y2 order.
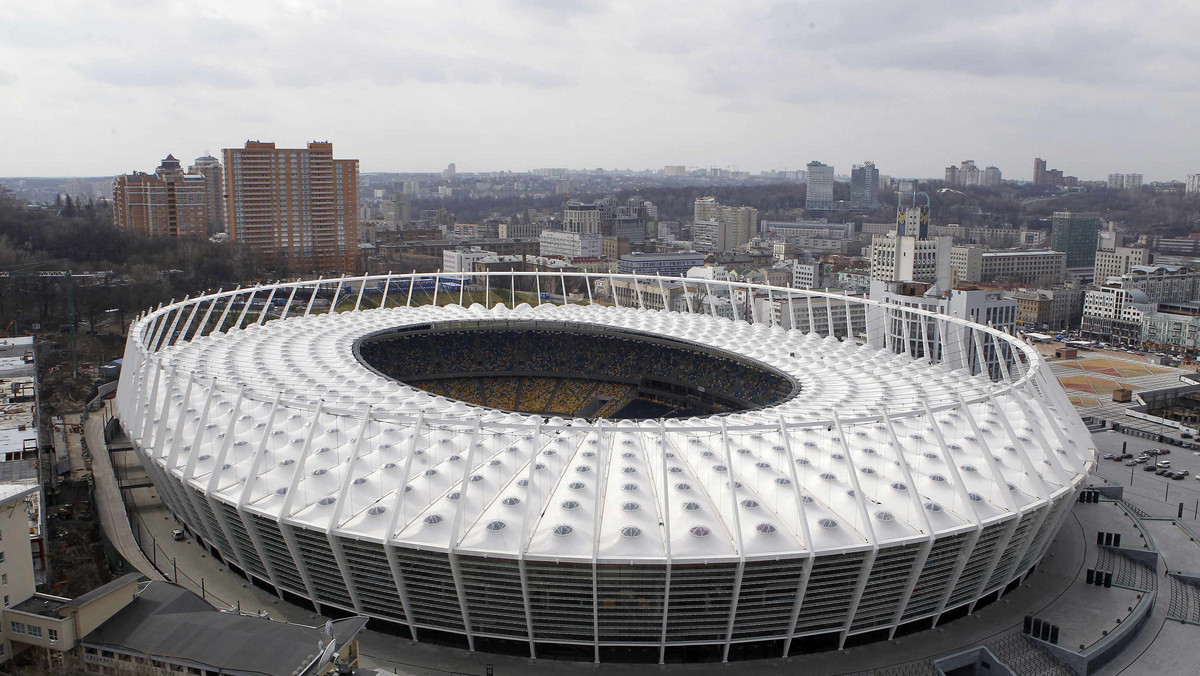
114;271;1093;663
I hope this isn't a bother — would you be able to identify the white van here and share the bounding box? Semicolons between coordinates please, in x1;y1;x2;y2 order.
1157;460;1172;469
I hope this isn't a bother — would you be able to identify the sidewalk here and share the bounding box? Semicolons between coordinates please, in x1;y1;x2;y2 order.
83;403;162;581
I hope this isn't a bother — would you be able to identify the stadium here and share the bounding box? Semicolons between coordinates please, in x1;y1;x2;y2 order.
114;272;1093;663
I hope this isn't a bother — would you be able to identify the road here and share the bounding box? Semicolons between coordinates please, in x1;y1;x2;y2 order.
83;400;162;581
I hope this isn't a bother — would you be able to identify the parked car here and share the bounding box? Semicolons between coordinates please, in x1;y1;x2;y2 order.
1158;460;1172;468
1125;460;1138;466
1104;453;1116;460
172;529;184;541
1157;469;1170;476
1173;473;1186;480
1144;464;1158;471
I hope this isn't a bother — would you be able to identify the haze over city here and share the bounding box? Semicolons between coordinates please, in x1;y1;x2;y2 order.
3;0;1200;179
9;2;1200;676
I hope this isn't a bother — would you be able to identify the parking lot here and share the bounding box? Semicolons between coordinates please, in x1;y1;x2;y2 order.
1092;430;1200;517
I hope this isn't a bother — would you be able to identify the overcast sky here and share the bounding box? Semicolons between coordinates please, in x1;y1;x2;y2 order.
2;0;1199;181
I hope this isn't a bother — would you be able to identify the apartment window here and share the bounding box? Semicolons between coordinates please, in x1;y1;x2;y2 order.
0;551;6;564
27;625;41;638
3;573;8;585
48;628;57;642
2;596;6;607
10;621;23;634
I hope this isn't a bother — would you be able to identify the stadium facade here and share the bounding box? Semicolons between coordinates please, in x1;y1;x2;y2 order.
115;272;1093;663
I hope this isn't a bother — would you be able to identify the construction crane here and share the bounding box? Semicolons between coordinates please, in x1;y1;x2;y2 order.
0;261;109;377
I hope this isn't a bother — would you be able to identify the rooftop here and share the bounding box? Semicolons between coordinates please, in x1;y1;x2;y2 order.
10;593;69;619
82;581;367;676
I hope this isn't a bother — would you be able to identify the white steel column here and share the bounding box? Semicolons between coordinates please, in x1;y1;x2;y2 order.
923;402;984;625
274;401;326;611
195;291;221;337
381;272;393;309
878;404;939;635
832;412;879;648
779;416;815;656
843;292;854;340
304;278;324;316
989;393;1054;583
235;394;287;594
138;359;163;445
353;276;367;311
590;424;611;663
278;283;299;321
656;422;673;664
176;299;202;343
233;287;257;330
516;419;546;658
215;286;239;329
955;396;1021;608
383;412;425;639
719;420;746;662
329;275;346;312
447;420;483;651
323;407;374;615
257;287;278;325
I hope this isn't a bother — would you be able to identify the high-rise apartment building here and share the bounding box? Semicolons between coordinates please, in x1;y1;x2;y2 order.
223;141;359;273
850;162;879;210
982;166;1002;187
1107;173;1144;190
188;155;225;235
1188;174;1200;196
1033;158;1073;187
958;160;980;186
1050;211;1102;270
692;197;758;252
663;165;687;177
805;161;835;210
113;154;208;239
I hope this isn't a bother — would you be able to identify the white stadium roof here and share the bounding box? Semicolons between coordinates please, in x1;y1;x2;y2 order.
130;300;1090;563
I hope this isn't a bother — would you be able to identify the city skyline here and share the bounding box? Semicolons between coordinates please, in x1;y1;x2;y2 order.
2;1;1200;180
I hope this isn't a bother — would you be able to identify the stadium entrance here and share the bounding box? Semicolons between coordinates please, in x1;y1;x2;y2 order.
356;320;798;420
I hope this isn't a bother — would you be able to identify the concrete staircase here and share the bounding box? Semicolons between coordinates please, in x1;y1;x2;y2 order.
986;631;1074;676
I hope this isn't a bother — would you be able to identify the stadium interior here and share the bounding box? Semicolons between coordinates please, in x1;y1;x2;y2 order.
356;320;798;420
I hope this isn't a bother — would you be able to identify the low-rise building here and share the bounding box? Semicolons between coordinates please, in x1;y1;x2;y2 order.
74;582;366;676
539;230;602;259
790;259;826;289
1011;287;1085;330
949;247;1067;286
1080;287;1154;344
616;252;706;277
442;246;494;278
